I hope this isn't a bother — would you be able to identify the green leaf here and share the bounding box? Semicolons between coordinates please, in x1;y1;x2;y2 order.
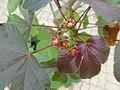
52;72;61;81
96;16;109;36
65;12;71;19
30;15;39;36
0;24;50;90
114;42;120;82
63;74;80;88
7;14;29;35
40;59;56;68
23;0;52;11
63;76;72;88
105;0;120;5
7;0;22;13
37;30;58;59
73;12;80;21
50;81;61;89
7;12;34;41
69;73;81;80
83;15;89;29
59;74;68;83
79;32;91;42
19;6;32;21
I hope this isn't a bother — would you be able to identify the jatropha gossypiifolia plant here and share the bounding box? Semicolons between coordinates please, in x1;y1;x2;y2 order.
0;0;120;90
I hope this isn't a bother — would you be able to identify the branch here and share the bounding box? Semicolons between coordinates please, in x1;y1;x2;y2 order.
54;0;67;20
77;6;91;30
53;0;76;26
27;24;61;29
78;33;120;42
30;44;53;55
50;2;56;18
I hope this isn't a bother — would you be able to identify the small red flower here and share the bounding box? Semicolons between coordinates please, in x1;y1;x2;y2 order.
68;47;79;56
52;35;59;46
59;39;69;49
64;19;75;27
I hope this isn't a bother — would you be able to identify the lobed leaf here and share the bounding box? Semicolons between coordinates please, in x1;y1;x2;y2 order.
23;0;52;11
7;0;22;13
0;24;50;90
57;36;110;79
80;0;120;22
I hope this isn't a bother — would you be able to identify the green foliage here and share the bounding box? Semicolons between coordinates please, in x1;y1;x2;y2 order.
96;16;109;36
79;32;91;42
23;0;52;11
30;16;39;36
82;15;89;29
65;11;80;21
114;42;120;82
105;0;120;5
73;12;80;21
7;0;22;13
51;72;81;88
7;14;29;35
37;29;58;59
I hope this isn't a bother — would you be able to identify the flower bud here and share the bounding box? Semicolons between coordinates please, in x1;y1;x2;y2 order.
59;39;69;49
68;47;79;56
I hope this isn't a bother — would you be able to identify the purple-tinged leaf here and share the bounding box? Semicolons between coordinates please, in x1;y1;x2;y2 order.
57;36;110;79
80;0;120;22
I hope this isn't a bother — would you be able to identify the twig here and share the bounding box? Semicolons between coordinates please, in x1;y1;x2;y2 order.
54;0;67;20
77;6;91;30
27;24;61;29
77;33;120;42
30;44;53;55
75;6;91;25
50;2;56;18
77;25;104;31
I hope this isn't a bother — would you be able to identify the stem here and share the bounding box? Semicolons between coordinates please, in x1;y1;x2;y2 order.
26;24;61;29
77;6;91;30
77;33;120;42
30;44;52;55
78;25;104;31
54;0;67;20
50;2;56;18
75;6;91;25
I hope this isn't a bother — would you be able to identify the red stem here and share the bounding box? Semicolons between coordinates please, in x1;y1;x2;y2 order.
26;24;61;29
30;44;53;55
2;55;28;72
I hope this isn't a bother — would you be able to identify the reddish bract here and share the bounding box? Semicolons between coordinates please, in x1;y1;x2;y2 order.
64;19;75;27
52;35;59;46
59;39;69;49
68;47;79;56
